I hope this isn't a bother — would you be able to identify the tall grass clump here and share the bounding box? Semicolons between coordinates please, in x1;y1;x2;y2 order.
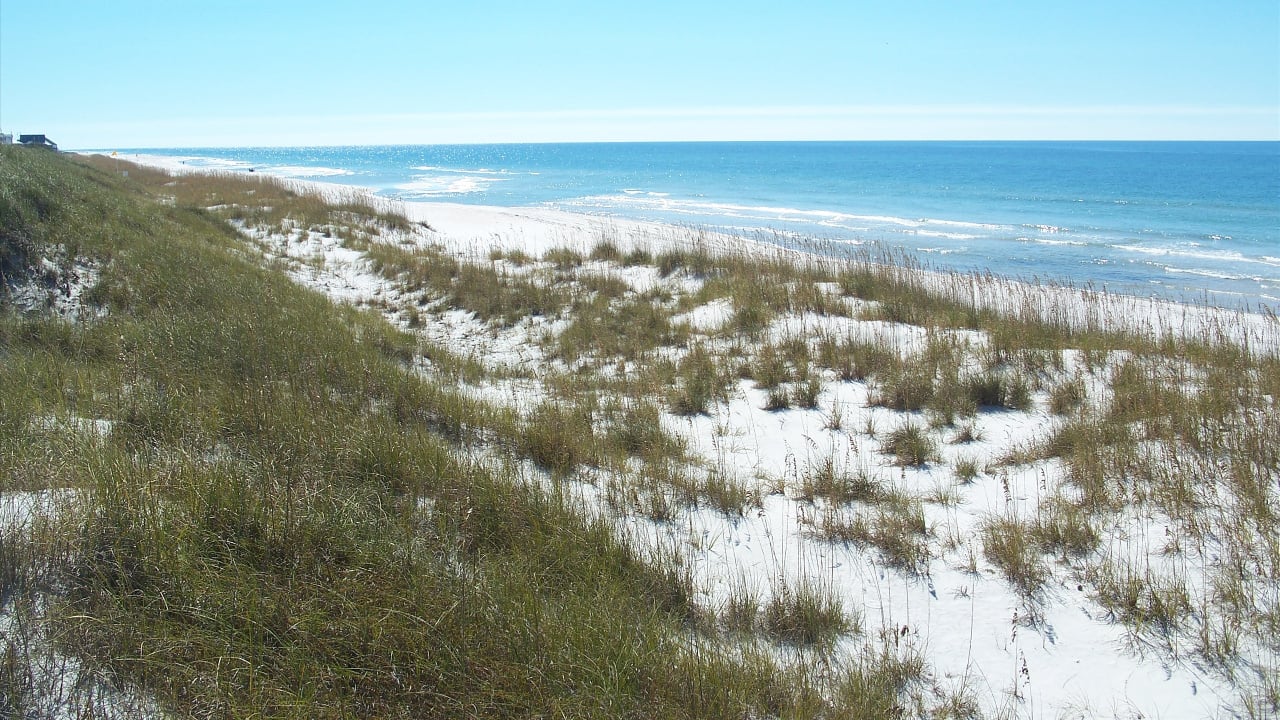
556;293;684;362
667;343;733;415
882;423;938;467
518;400;597;474
830;639;927;720
798;455;881;504
815;336;897;382
814;493;931;574
761;582;854;647
981;514;1048;597
963;370;1032;411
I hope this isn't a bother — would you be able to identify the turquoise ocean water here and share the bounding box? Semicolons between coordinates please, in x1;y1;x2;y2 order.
116;142;1280;310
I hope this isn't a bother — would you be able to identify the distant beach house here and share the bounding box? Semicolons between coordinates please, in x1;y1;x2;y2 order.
0;132;13;145
18;134;58;151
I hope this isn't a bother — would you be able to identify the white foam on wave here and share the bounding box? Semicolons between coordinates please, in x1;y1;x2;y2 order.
591;193;1015;236
1112;244;1280;267
1032;238;1090;247
1162;266;1247;281
395;174;500;197
913;230;977;240
265;165;353;178
815;221;872;232
411;165;513;176
183;157;254;171
927;218;1005;230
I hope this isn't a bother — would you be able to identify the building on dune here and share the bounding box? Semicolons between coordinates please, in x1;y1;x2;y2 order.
18;134;58;151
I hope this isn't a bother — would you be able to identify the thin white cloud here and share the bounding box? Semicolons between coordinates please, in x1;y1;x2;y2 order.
221;103;1280;124
63;104;1280;148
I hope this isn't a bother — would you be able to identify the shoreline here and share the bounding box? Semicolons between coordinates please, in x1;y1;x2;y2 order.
106;151;1280;354
86;143;1280;315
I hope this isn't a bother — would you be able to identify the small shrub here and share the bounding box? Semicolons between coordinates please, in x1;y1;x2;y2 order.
953;456;981;483
882;423;938;467
761;582;852;646
589;241;621;262
799;457;881;504
981;515;1048;596
791;378;822;409
1049;378;1087;415
764;386;792;412
544;247;584;270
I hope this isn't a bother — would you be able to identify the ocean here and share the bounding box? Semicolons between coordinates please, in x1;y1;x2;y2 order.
117;142;1280;311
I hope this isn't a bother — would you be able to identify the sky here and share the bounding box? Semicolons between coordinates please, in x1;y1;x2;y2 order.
1;1;1277;148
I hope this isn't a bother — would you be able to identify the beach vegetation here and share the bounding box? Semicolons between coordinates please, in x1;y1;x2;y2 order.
952;456;982;483
666;342;733;415
811;491;931;574
5;147;1276;716
760;581;854;647
798;455;881;504
1;149;819;717
981;514;1049;597
882;422;939;467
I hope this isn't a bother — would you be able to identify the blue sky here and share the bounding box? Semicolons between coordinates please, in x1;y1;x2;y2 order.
2;1;1277;147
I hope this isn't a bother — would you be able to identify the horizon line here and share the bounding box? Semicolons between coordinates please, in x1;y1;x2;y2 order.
70;137;1280;152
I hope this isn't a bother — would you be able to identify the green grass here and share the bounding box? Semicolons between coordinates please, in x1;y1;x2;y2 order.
829;639;927;720
0;148;821;718
812;491;931;574
981;514;1048;597
365;241;571;325
882;423;939;467
666;343;733;415
952;456;982;484
760;581;854;647
555;292;685;362
7;147;1278;716
799;455;881;504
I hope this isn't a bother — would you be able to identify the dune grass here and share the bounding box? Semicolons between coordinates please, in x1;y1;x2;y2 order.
1;148;825;718
6;148;1278;717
